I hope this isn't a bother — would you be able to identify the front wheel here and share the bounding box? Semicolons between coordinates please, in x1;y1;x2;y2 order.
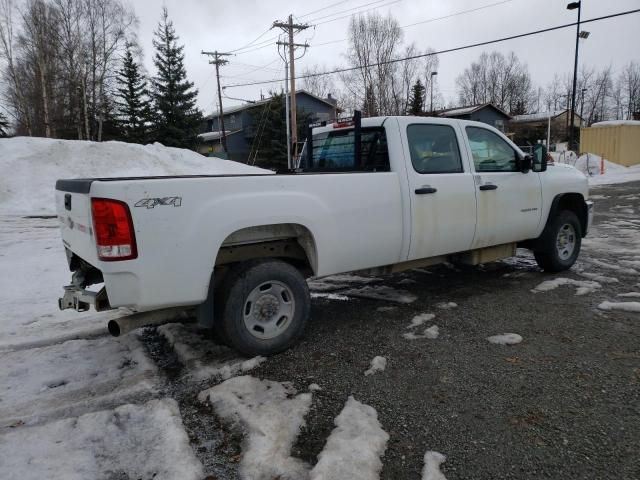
214;259;310;356
534;210;582;272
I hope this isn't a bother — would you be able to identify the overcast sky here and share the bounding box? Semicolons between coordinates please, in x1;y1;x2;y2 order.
134;0;639;115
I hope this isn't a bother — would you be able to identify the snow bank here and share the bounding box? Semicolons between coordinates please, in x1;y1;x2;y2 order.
598;301;640;313
158;323;265;381
0;136;270;215
553;150;640;185
422;451;448;480
0;399;204;480
198;375;312;480
487;333;523;345
310;396;389;480
0;335;156;427
364;356;387;376
531;277;601;296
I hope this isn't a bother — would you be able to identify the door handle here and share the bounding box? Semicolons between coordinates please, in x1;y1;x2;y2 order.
415;187;437;194
479;184;498;191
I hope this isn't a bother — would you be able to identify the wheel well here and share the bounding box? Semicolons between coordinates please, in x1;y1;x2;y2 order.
553;193;588;236
215;224;318;277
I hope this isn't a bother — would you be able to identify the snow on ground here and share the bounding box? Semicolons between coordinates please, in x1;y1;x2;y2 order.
0;398;204;480
308;383;322;392
583;258;638;275
403;325;439;340
617;292;640;298
407;313;436;329
597;301;640;313
422;451;448;480
577;271;619;284
436;302;458;309
0;216;124;350
344;285;417;304
0;335;156;428
311;292;350;301
0;136;270;215
487;333;523;345
158;323;265;381
310;396;389;480
364;356;387;376
531;277;601;296
198;375;312;480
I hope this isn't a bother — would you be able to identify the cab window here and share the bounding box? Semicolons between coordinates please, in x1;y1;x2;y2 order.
466;126;518;172
302;127;389;172
406;124;463;174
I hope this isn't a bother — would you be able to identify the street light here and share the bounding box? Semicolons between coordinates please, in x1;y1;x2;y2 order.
567;0;581;151
430;71;438;114
580;87;587;127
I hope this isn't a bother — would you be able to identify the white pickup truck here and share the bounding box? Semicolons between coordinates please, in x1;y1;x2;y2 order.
56;115;593;355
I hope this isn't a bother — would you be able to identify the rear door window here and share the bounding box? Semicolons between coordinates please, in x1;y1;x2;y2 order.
407;124;463;174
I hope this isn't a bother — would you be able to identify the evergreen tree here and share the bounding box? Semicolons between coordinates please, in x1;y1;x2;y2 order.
249;93;311;170
408;79;425;115
150;8;202;149
116;45;152;144
0;112;9;137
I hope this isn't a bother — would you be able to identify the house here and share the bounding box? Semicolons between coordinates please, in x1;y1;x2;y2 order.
198;90;338;162
433;103;511;131
580;121;640;166
508;110;584;147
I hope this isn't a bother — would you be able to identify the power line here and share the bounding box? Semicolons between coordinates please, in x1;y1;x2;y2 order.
313;0;516;48
297;0;355;19
311;0;403;26
306;0;395;23
228;27;274;53
224;8;640;89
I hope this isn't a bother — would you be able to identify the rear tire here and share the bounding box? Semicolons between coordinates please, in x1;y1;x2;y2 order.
214;259;310;356
534;210;582;272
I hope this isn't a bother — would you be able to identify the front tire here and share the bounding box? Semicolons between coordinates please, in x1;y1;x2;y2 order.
534;210;582;272
214;259;310;356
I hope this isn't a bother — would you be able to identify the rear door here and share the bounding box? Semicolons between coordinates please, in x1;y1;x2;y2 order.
401;119;478;260
462;125;542;248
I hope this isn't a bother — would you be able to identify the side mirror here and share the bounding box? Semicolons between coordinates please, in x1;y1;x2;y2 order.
532;145;548;172
520;154;532;173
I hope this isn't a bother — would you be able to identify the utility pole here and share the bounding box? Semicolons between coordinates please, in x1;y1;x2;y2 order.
201;50;232;155
273;15;309;166
566;1;581;152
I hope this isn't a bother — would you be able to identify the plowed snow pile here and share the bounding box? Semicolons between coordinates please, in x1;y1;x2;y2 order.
0;137;271;215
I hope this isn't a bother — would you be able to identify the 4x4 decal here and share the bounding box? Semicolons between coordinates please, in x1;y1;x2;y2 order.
134;197;182;209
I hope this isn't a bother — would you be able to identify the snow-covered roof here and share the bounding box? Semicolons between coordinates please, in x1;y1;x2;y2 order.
511;110;584;123
435;103;511;119
591;120;640;127
197;130;242;141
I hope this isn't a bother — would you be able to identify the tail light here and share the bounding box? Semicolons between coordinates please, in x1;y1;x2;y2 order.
91;198;138;261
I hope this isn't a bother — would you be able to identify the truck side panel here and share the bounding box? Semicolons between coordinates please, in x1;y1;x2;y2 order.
88;172;405;310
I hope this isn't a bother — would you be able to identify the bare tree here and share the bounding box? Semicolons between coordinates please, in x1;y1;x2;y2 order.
301;64;336;99
456;50;534;114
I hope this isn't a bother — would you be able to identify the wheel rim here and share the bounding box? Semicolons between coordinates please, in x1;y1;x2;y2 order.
243;281;295;340
556;223;577;261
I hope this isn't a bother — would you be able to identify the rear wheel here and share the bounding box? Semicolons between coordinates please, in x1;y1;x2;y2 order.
214;259;310;356
534;210;582;272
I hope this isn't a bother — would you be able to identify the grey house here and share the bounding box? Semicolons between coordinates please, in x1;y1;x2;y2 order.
433;103;512;131
199;90;338;162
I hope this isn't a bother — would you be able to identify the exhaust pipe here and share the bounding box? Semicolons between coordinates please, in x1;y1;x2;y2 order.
108;307;194;337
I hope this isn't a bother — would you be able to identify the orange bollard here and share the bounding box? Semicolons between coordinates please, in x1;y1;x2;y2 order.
600;155;605;175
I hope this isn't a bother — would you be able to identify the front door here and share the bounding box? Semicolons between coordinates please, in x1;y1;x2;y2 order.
463;126;542;248
404;121;478;260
